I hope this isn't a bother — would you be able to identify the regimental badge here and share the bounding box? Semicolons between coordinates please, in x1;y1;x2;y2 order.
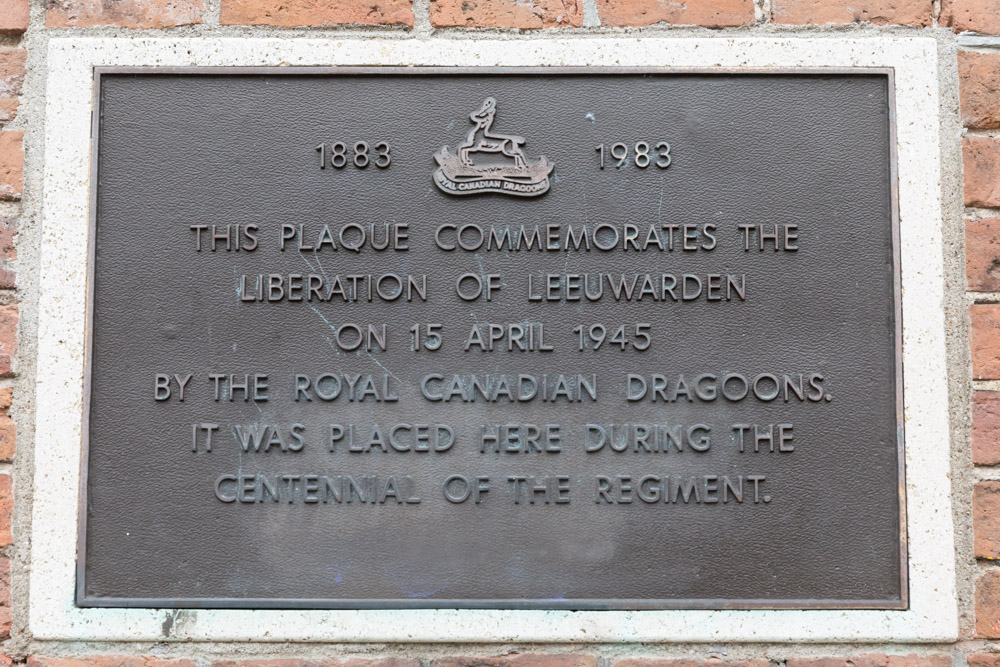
433;97;553;198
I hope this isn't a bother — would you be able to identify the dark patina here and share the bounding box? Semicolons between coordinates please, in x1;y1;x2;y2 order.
79;68;905;610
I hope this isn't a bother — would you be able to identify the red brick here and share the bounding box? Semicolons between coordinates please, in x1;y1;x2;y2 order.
0;216;16;290
965;137;1000;208
0;0;29;33
787;658;950;667
0;305;15;381
943;0;1000;34
967;218;1000;291
0;50;26;124
772;0;930;25
971;304;1000;379
596;0;753;27
220;0;412;27
214;661;421;667
29;659;197;667
0;475;11;550
969;655;1000;667
973;391;1000;465
615;661;768;667
0;388;14;464
979;570;1000;636
46;0;204;28
0;132;21;202
0;558;9;639
960;51;1000;129
977;481;1000;558
0;556;8;606
0;422;13;465
436;658;595;667
430;0;582;28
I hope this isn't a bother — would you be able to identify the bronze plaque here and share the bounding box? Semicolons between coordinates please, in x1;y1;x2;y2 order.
79;68;905;609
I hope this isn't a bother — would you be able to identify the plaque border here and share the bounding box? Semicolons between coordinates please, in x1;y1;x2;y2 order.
76;65;908;613
31;36;956;643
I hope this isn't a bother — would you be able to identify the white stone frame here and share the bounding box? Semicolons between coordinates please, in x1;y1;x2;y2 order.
33;36;954;642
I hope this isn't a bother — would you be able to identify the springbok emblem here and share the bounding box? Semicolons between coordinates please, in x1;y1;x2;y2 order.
459;97;529;169
433;97;553;198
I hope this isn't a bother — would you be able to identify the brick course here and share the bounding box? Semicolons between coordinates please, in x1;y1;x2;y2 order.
23;661;963;667
435;658;595;667
970;304;1000;379
0;51;26;124
771;0;931;25
596;0;754;27
0;0;29;33
0;388;12;464
46;0;205;28
614;661;768;667
978;570;1000;637
973;391;1000;465
942;0;1000;34
960;51;1000;129
213;661;420;667
220;0;413;27
786;658;951;667
969;656;1000;667
430;0;583;28
966;218;1000;291
0;475;10;551
0;557;9;640
965;137;1000;208
976;481;1000;558
29;659;197;667
0;132;22;202
0;305;15;380
0;217;15;292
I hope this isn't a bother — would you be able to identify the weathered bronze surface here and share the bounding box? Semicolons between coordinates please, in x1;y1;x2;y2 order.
79;69;905;609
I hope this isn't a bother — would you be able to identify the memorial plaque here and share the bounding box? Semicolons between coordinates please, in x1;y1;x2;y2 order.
79;68;905;609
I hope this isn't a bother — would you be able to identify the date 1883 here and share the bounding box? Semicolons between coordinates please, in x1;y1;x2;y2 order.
316;141;391;169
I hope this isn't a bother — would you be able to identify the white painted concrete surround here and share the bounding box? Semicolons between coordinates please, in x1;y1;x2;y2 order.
33;36;954;642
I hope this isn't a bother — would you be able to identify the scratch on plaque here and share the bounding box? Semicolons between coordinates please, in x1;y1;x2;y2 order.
312;248;330;282
366;352;401;384
310;306;337;332
325;337;343;357
298;250;318;273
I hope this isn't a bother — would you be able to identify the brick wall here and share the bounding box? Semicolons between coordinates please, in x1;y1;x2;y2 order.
964;0;1000;646
0;0;20;649
2;0;998;661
